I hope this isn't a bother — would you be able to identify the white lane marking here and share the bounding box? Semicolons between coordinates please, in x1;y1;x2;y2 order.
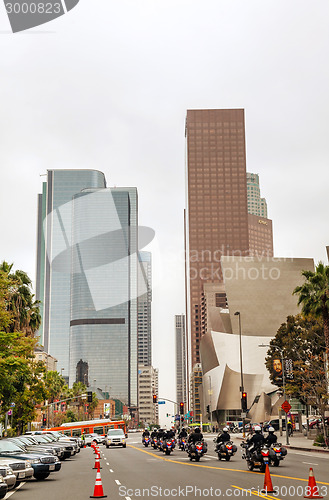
115;480;121;485
109;469;114;472
126;497;132;500
294;451;329;459
5;482;25;499
303;462;319;465
106;462;110;466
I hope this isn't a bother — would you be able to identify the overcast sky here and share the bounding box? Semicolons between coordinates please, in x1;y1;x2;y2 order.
1;0;328;424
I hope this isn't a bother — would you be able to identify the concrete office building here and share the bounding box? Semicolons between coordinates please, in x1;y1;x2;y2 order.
138;366;159;426
247;172;268;218
175;314;187;405
36;171;139;408
138;252;152;367
185;109;274;368
185;109;250;367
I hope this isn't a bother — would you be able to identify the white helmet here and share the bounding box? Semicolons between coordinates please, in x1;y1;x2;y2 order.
223;427;228;432
254;425;261;432
268;426;275;433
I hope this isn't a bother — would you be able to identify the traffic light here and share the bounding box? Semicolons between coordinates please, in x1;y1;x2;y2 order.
153;394;157;404
42;414;47;426
179;402;184;415
206;405;210;414
241;392;247;412
87;391;93;403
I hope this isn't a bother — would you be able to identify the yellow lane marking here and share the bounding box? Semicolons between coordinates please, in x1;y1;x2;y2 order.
127;445;329;485
231;485;281;500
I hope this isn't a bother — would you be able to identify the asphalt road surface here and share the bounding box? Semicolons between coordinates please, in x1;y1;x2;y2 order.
5;435;329;500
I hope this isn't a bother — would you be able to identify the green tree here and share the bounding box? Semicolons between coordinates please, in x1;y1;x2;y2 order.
293;262;329;361
0;261;41;336
265;315;328;441
0;331;48;434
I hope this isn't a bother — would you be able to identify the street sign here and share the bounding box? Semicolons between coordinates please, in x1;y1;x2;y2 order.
158;401;165;404
10;403;15;407
281;400;291;413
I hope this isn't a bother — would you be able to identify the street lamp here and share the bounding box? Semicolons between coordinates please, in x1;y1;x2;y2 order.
258;343;289;445
234;311;245;437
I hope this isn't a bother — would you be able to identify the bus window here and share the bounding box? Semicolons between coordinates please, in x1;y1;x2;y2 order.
72;429;81;436
93;426;103;435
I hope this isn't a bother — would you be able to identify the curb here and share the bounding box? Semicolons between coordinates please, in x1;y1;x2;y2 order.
285;445;329;454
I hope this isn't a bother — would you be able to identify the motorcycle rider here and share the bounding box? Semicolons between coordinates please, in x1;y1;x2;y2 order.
216;427;231;444
179;427;188;439
265;426;277;446
164;428;175;440
246;425;264;456
188;427;204;444
142;428;150;444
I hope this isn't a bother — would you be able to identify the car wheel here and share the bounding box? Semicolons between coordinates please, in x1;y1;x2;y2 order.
34;473;50;480
123;444;126;448
106;444;109;448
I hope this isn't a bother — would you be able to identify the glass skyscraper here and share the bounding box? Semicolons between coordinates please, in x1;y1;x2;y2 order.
36;171;138;407
137;251;152;367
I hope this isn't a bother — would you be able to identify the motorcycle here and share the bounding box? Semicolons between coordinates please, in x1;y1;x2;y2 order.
151;437;158;449
241;441;270;472
162;438;175;455
269;442;287;466
216;440;237;461
187;440;207;462
143;436;151;447
179;437;188;451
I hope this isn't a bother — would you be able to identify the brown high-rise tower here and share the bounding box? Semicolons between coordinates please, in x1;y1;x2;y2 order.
185;109;250;366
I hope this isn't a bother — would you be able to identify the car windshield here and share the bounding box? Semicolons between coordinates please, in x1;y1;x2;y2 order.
0;441;23;452
107;430;124;437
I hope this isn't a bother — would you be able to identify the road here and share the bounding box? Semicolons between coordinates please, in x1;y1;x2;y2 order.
6;435;329;500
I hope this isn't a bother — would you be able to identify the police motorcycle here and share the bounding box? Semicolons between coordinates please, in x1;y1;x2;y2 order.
269;442;287;466
179;437;188;451
162;437;175;455
143;436;151;447
216;440;237;461
187;440;207;462
151;436;158;449
241;440;270;472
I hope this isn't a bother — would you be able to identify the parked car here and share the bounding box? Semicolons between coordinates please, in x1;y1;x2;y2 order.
0;456;33;487
105;429;126;448
0;440;61;481
9;436;64;460
263;419;286;432
0;475;8;499
0;458;17;489
84;433;105;446
309;418;329;429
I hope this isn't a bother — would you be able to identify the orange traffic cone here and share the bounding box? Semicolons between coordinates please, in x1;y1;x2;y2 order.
93;454;102;470
90;470;107;498
304;468;323;499
261;464;275;494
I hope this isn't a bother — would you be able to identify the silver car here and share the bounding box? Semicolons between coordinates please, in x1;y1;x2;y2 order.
0;457;33;487
105;429;126;448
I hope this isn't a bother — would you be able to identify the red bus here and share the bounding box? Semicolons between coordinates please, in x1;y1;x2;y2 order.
48;419;126;438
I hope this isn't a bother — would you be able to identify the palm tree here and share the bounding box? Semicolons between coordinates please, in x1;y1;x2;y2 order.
0;261;41;335
293;262;329;404
293;262;329;354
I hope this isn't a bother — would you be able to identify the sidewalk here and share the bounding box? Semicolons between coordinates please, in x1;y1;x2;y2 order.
205;432;329;454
